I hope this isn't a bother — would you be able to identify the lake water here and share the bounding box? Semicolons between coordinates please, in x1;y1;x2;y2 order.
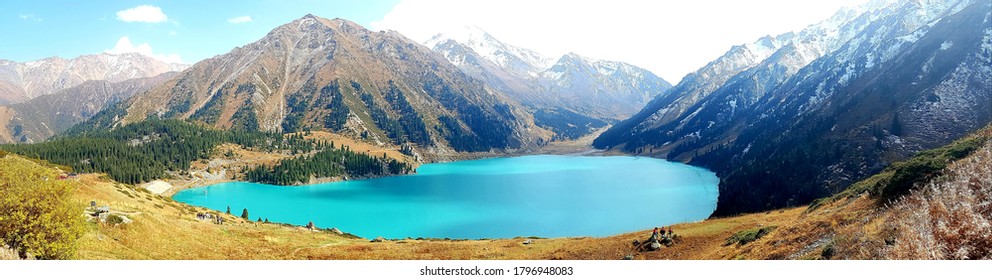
173;155;719;239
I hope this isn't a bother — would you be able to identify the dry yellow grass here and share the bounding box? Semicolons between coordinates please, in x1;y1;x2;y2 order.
885;142;992;259
0;245;20;260
73;174;355;260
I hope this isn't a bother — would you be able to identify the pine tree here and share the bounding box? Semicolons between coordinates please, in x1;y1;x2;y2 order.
226;206;231;215
241;208;249;220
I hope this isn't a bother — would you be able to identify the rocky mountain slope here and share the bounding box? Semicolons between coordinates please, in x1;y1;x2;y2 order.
0;72;177;143
595;0;992;215
74;15;551;156
426;27;671;139
0;53;186;104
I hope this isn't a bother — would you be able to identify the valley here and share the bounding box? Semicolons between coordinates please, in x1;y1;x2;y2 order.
1;0;990;261
4;123;988;259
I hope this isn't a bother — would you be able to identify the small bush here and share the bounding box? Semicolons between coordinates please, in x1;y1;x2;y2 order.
724;226;777;246
106;214;125;225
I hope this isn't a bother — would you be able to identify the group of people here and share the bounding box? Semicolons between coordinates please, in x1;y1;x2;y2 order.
634;226;678;252
649;226;674;242
196;212;225;225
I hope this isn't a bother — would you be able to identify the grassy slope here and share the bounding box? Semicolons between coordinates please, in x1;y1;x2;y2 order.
72;173;356;259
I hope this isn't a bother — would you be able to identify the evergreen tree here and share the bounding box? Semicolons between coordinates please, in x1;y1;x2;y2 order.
241;208;249;220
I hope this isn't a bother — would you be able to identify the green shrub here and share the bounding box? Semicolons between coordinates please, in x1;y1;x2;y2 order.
106;214;125;225
876;136;986;200
724;226;777;246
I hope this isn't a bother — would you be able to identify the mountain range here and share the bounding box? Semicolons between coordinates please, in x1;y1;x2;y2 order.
0;53;186;104
426;26;672;139
0;53;186;143
0;72;178;143
72;15;560;158
595;0;992;215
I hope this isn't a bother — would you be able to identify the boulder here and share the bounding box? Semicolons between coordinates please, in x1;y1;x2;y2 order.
662;237;674;246
330;228;344;235
623;254;634;260
370;236;386;243
648;241;661;251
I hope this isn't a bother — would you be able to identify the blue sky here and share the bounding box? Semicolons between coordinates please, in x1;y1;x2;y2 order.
2;0;868;82
1;0;398;64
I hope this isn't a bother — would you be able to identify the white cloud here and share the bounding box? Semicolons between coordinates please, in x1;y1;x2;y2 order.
228;16;253;24
372;0;869;83
18;14;42;22
105;36;184;64
116;5;168;23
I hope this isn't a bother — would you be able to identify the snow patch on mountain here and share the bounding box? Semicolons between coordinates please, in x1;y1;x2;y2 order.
426;26;553;74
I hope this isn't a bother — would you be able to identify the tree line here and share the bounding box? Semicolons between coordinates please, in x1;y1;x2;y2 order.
0;119;407;185
244;144;411;185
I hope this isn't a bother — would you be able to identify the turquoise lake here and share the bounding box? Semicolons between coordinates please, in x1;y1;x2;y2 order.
172;155;719;239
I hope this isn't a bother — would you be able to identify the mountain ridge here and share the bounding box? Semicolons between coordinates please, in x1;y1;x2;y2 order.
595;0;991;215
427;26;672;139
73;15;552;158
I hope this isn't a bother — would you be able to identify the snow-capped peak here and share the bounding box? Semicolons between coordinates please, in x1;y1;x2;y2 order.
426;26;553;71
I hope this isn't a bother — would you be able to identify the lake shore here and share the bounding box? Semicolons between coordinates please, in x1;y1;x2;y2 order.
74;171;810;260
162;126;626;197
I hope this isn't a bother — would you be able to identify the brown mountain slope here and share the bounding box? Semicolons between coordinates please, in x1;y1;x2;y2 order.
0;72;177;143
93;15;550;156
